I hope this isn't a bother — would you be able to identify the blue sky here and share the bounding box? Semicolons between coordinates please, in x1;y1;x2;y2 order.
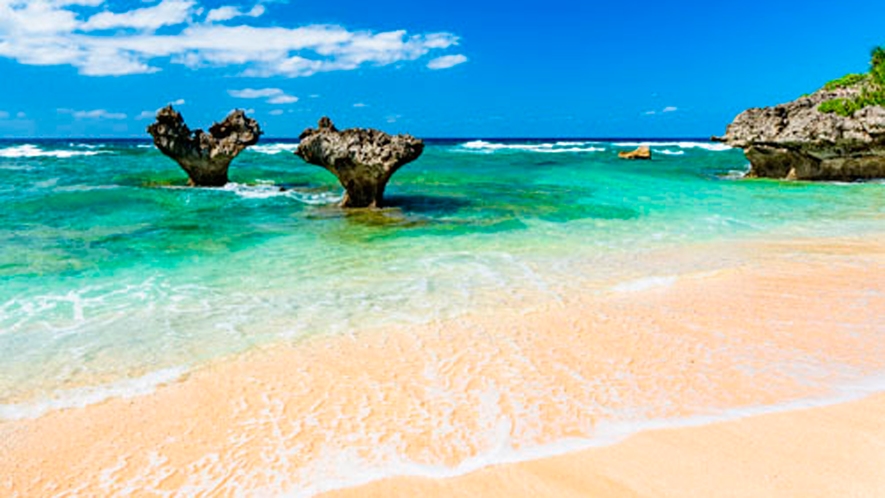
0;0;883;138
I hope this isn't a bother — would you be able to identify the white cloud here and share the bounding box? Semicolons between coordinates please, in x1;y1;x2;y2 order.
268;109;284;116
0;111;9;119
136;110;156;120
353;102;367;108
58;108;127;119
206;4;265;23
0;1;462;77
644;111;656;115
171;98;186;105
427;54;467;70
82;0;195;31
229;87;297;104
16;111;26;118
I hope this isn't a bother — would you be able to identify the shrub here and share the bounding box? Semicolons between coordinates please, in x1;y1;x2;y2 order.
823;73;867;91
819;46;885;116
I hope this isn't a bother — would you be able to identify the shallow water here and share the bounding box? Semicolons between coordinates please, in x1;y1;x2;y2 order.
0;138;883;416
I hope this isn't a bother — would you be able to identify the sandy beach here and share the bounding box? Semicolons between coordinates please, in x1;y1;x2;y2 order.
2;235;884;496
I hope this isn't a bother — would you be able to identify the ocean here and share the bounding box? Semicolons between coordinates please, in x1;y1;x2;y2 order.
1;138;883;494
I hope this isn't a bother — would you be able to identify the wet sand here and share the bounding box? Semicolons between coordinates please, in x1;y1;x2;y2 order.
2;236;884;496
325;391;885;498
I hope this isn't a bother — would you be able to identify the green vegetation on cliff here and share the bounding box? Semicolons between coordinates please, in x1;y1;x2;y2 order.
819;47;885;116
823;73;867;91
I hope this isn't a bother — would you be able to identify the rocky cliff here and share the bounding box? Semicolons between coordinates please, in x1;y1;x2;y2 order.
719;85;885;181
295;117;424;208
147;106;262;186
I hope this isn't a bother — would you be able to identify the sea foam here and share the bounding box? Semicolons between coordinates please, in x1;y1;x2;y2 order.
222;182;342;204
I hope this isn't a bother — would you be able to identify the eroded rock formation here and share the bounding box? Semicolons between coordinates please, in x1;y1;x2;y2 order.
147;106;262;186
718;87;885;180
618;146;651;160
295;117;424;208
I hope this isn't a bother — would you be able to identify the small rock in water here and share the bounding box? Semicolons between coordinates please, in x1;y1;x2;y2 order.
618;146;652;160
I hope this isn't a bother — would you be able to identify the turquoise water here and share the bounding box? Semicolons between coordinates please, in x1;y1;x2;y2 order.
0;139;882;416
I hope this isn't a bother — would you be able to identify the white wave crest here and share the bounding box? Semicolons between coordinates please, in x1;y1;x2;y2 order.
251;143;300;155
0;144;108;158
459;140;605;154
654;149;685;156
613;141;733;152
0;366;187;420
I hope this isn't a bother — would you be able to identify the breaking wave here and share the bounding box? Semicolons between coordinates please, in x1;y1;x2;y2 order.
251;143;300;155
0;144;110;159
613;141;733;152
459;140;605;153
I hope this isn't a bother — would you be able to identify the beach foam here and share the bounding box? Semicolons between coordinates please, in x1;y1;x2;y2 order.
612;275;677;292
0;366;187;420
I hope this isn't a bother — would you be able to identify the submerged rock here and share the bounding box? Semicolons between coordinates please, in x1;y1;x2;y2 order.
718;87;885;180
147;106;262;186
618;146;651;160
295;117;424;208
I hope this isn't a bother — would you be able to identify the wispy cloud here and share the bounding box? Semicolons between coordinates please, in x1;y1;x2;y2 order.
229;88;298;104
0;111;9;119
644;106;679;116
206;4;265;23
269;109;284;116
81;0;194;31
16;111;26;119
353;102;367;108
59;108;127;120
427;54;467;70
0;1;462;77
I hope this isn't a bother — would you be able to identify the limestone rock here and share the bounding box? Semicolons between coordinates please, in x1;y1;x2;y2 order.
295;117;424;208
618;146;652;160
719;87;885;180
147;106;262;186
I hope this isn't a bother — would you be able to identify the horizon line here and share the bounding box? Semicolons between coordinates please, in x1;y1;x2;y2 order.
0;136;717;142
